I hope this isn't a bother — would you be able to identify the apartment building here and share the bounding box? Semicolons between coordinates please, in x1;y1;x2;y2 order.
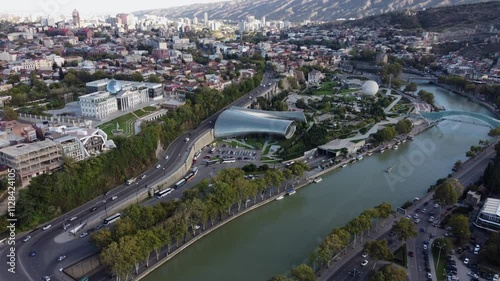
475;198;500;232
0;140;63;186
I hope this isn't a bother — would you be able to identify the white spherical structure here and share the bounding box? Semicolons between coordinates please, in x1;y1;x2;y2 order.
362;80;379;96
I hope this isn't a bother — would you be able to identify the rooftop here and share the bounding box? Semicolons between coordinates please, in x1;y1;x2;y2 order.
0;140;58;157
481;198;500;217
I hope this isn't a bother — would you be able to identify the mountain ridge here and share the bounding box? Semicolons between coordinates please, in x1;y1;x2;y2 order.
133;0;495;22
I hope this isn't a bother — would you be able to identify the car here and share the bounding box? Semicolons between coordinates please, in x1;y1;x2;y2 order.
474;245;480;254
42;224;51;230
57;255;66;262
468;272;479;278
408;251;414;257
414;214;419;219
493;274;499;281
90;207;98;212
420;227;425;232
194;225;201;230
427;272;432;280
428;216;435;222
111;196;118;201
165;155;169;160
69;216;77;222
414;218;421;224
79;232;88;238
42;276;50;281
434;203;439;208
416;208;420;212
422;208;427;213
361;260;369;266
23;236;31;242
30;250;36;257
423;244;428;250
423;201;429;206
185;138;190;142
141;174;147;179
96;224;103;230
362;253;368;258
156;164;161;169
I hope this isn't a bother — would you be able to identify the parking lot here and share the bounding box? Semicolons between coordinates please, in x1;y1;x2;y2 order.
199;142;261;164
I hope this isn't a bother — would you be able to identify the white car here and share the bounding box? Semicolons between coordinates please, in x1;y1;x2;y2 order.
165;155;169;160
474;245;480;254
69;216;77;222
468;272;479;278
361;260;369;266
423;244;428;250
463;258;469;265
434;203;439;208
42;224;51;231
141;174;147;179
22;236;31;242
79;232;88;238
413;214;419;219
156;164;161;169
57;255;66;262
361;253;368;258
42;276;50;281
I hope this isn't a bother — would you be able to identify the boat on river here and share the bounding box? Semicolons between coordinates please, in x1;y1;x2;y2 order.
367;152;373;156
287;189;296;195
313;177;323;183
393;145;399;150
341;164;347;168
379;148;385;153
276;195;284;200
356;155;364;160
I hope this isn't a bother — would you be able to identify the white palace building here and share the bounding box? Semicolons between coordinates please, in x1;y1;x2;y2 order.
79;79;164;119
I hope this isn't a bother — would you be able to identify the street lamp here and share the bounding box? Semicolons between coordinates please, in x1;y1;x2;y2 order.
435;241;446;276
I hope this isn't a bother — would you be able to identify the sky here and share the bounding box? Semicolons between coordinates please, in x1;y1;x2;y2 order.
5;0;224;16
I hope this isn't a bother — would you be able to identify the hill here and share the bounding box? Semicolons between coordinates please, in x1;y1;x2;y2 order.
343;1;500;31
133;0;495;22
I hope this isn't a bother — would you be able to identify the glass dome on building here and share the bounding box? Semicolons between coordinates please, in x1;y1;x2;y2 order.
214;107;307;139
107;80;122;94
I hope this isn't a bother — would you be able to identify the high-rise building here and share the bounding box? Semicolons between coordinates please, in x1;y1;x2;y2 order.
261;16;266;26
72;9;80;27
204;12;208;23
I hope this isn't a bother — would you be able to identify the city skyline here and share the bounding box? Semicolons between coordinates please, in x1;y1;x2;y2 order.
3;0;224;16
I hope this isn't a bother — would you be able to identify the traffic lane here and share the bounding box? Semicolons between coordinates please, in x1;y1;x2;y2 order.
24;72;273;279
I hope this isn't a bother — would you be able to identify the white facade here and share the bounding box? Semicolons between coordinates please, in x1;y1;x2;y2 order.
79;91;118;119
116;89;148;111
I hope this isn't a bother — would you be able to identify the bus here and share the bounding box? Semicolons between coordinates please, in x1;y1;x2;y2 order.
103;213;121;225
126;177;137;185
184;172;195;182
191;166;199;175
221;158;236;164
174;179;186;189
156;188;173;199
205;159;219;166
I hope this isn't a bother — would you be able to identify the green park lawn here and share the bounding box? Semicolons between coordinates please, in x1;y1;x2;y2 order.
99;113;137;138
313;81;339;95
432;247;447;281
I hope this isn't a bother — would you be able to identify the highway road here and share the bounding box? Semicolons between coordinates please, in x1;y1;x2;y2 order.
0;72;278;281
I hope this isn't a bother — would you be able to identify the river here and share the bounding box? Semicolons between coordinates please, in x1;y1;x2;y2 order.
143;84;495;281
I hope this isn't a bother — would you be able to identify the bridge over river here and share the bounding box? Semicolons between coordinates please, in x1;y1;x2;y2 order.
417;110;500;128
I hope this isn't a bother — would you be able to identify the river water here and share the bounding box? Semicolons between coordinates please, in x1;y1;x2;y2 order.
143;84;494;281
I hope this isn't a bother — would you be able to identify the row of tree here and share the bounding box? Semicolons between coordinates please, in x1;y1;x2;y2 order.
437;76;500;107
93;163;309;280
0;58;266;234
269;202;400;280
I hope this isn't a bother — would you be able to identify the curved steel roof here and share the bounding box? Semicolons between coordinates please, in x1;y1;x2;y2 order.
214;106;306;139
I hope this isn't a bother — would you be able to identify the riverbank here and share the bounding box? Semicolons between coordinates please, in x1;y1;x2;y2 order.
431;82;500;119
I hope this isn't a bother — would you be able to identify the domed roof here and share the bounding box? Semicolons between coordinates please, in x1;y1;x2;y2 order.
107;80;122;94
362;80;379;96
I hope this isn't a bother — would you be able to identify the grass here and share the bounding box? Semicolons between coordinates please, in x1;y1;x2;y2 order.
313;81;339;95
133;107;158;118
242;139;265;150
432;246;447;281
99;113;137;138
393;243;408;267
262;143;275;156
225;141;254;150
143;106;157;112
339;88;360;94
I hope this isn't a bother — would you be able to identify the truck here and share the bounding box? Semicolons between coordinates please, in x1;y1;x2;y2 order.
126;177;137;185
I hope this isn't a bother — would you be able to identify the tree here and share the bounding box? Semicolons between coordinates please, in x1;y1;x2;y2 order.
433;179;462;206
448;214;470;244
290;264;316;281
91;229;113;250
488;127;500;137
369;264;407;281
404;83;417;92
392;218;417;245
375;127;397;143
418;90;435;106
432;237;452;253
131;72;144;82
148;74;161;83
2;106;18;121
395;120;412;135
363;240;393;267
480;233;500;266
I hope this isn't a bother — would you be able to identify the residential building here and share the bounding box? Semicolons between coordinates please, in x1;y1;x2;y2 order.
0;140;63;186
308;70;324;83
475;198;500;232
47;127;108;161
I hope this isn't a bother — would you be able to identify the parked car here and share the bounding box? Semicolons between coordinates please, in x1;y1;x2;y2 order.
23;236;31;242
79;232;88;238
361;260;369;266
42;224;51;231
57;255;66;262
361;253;368;258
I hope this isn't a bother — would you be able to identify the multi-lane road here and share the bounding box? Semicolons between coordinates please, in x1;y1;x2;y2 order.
0;72;277;281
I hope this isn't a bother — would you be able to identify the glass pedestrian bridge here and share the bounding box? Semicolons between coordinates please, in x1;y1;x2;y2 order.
419;110;500;128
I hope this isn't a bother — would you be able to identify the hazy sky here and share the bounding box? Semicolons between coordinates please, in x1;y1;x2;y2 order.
5;0;224;15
